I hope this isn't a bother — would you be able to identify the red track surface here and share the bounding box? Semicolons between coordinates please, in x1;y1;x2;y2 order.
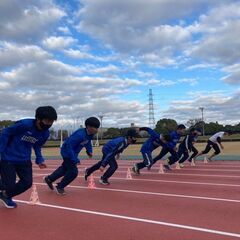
1;160;240;240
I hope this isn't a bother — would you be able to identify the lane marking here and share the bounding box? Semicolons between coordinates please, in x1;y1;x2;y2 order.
15;200;240;238
32;168;240;179
33;182;240;203
33;173;240;187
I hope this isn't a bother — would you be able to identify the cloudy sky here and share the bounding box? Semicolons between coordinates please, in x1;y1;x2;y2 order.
0;0;239;128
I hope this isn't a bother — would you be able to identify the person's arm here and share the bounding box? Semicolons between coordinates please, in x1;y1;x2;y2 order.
33;133;49;168
139;127;159;139
186;135;193;152
85;140;93;158
100;141;124;169
64;134;82;163
217;137;224;149
0;121;29;154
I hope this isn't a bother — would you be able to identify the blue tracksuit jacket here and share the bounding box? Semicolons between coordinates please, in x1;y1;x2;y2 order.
0;119;49;164
61;128;93;163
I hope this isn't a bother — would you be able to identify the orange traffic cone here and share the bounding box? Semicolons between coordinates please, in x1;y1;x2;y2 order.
158;163;164;174
88;174;96;189
126;168;132;180
28;184;41;205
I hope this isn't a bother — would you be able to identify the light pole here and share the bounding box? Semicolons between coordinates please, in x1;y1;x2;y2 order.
199;107;205;136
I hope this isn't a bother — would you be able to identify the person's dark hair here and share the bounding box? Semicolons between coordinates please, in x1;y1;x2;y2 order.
196;128;202;133
35;106;57;120
85;117;100;128
177;124;186;130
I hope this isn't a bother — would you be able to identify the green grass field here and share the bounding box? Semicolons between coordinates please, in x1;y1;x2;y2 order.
40;141;240;158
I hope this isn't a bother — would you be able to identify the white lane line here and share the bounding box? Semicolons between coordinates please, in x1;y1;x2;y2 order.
32;168;240;178
33;173;240;187
32;166;240;172
15;200;240;238
33;182;240;203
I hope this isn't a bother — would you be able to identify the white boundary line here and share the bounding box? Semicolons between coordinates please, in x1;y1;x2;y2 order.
32;166;240;172
15;199;240;238
33;182;240;204
33;173;240;187
32;168;240;178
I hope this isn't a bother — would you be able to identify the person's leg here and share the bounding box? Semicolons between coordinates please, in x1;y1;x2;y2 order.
85;160;102;179
151;148;169;166
209;143;221;160
102;157;118;181
0;161;17;197
85;153;108;179
48;162;67;183
168;149;179;166
179;151;189;164
45;160;67;190
134;153;152;174
0;161;18;208
0;165;4;190
12;161;33;197
195;140;212;159
56;158;78;190
189;146;198;162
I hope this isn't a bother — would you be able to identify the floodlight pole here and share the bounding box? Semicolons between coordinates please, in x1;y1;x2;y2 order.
199;107;205;136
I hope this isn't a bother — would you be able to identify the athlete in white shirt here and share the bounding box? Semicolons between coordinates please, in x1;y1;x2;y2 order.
196;131;233;161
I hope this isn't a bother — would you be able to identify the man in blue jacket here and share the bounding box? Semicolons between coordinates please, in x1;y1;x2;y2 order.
44;117;100;195
149;124;186;170
0;106;57;208
169;128;201;168
85;129;138;185
132;127;171;175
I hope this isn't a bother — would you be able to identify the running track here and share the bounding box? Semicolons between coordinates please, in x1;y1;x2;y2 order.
0;160;240;240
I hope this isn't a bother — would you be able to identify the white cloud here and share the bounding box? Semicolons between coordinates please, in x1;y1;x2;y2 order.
76;0;202;63
162;91;240;124
58;26;71;35
147;78;198;86
186;2;240;65
222;63;240;85
63;48;115;62
42;36;77;50
0;0;65;43
0;42;50;69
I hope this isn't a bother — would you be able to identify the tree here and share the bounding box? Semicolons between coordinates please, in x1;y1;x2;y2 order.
204;122;224;135
0;120;15;129
186;118;202;127
155;118;178;134
103;128;121;138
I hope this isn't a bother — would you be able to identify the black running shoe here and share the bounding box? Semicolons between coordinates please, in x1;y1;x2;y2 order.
99;177;110;185
132;164;140;175
163;164;172;171
44;176;54;190
0;192;17;208
55;185;66;195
